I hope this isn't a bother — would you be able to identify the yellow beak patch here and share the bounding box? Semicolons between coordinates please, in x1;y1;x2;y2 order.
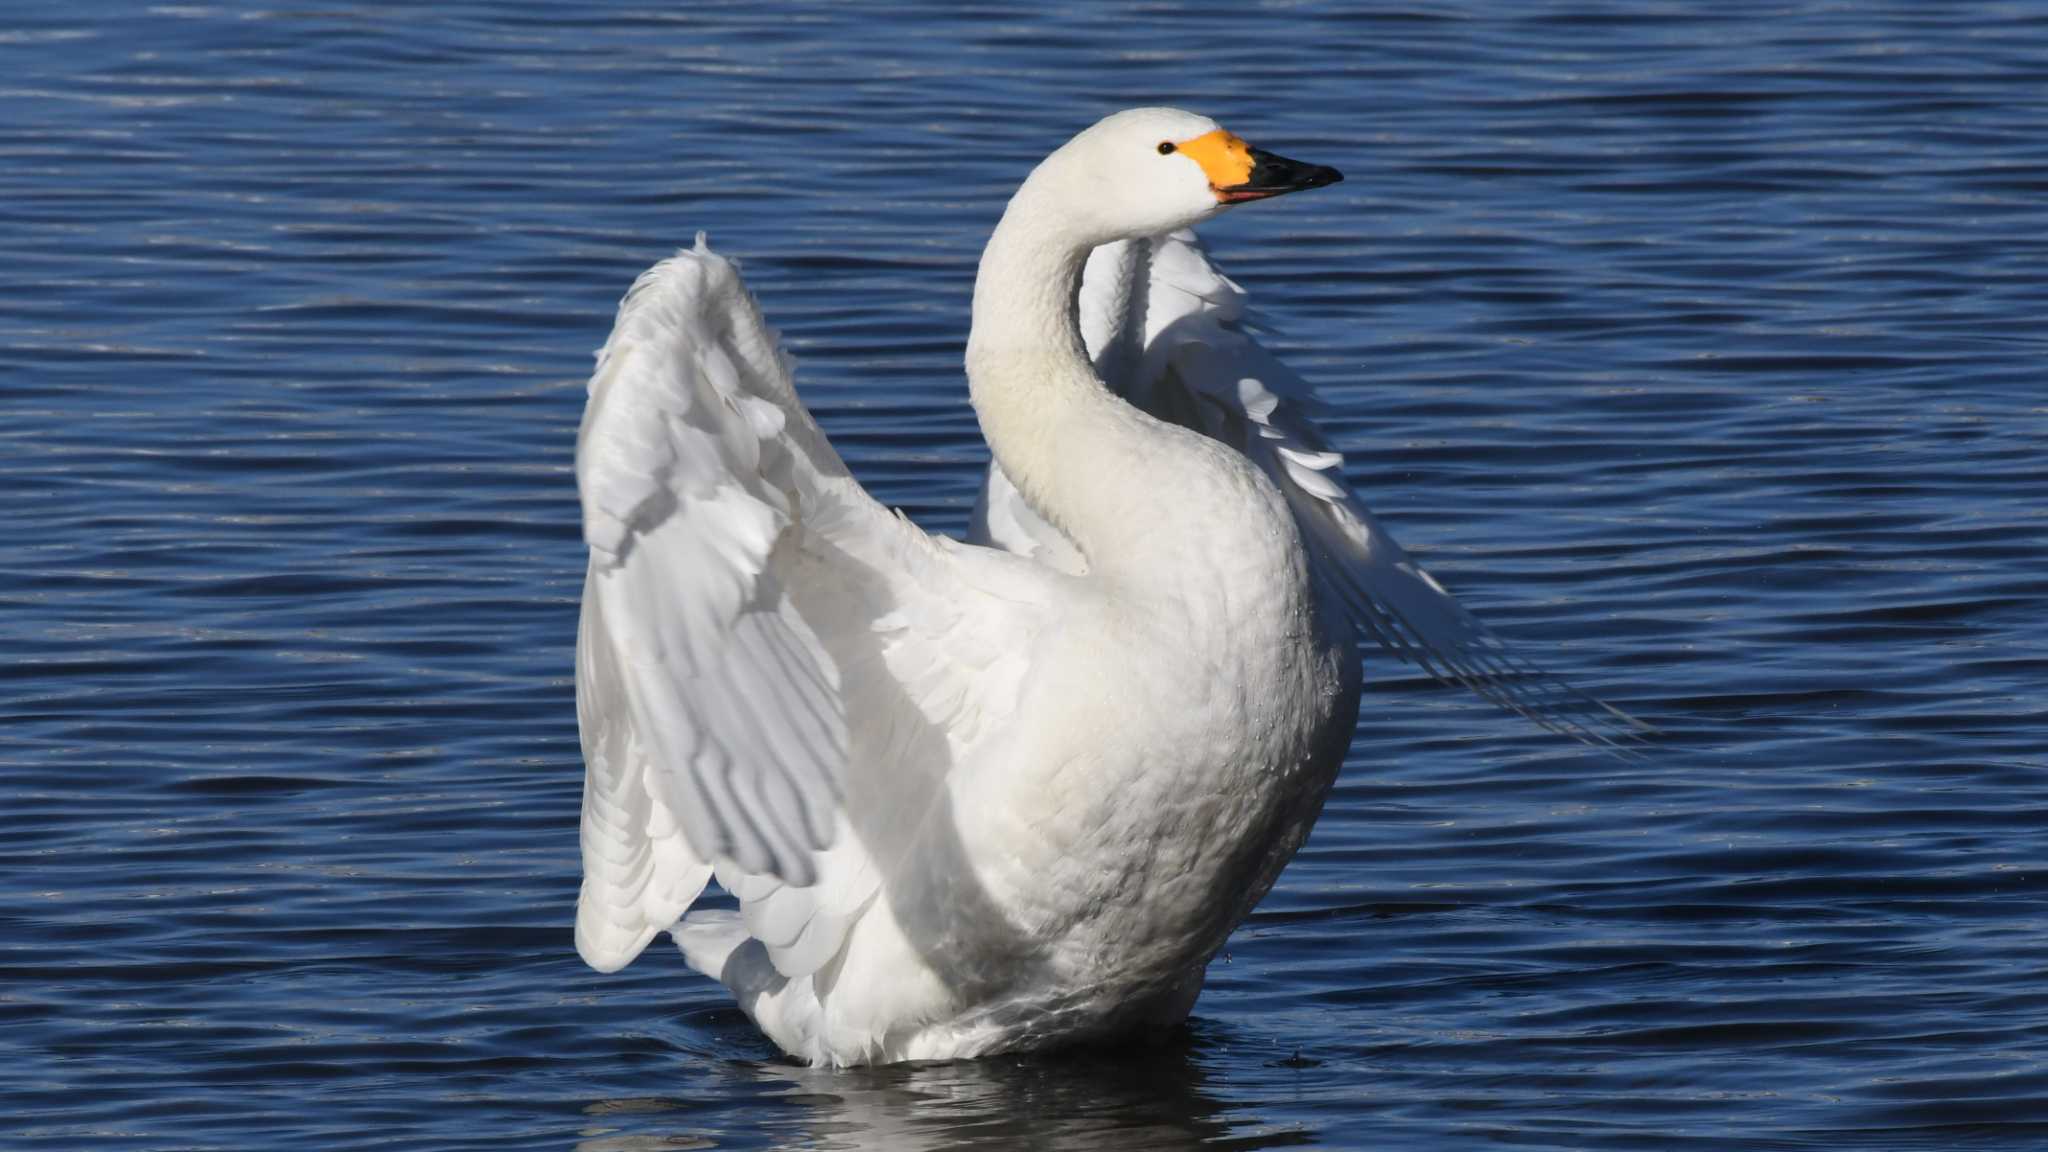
1176;129;1255;189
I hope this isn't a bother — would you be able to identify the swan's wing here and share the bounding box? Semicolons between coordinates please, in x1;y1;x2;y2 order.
976;231;1647;749
576;236;1052;973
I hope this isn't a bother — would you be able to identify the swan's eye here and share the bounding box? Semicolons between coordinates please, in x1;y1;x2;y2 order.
1157;141;1176;155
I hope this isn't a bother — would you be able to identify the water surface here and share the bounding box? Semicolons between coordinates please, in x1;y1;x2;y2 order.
5;3;2048;1149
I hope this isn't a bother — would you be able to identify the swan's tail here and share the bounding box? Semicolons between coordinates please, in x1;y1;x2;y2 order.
673;909;751;979
675;910;841;1064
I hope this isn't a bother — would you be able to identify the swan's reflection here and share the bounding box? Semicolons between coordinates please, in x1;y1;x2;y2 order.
578;1023;1316;1151
767;1042;1229;1151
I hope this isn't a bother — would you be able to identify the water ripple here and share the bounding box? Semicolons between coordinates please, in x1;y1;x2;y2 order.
4;2;2047;1149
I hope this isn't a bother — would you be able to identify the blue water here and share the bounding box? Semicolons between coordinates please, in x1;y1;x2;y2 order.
6;2;2047;1148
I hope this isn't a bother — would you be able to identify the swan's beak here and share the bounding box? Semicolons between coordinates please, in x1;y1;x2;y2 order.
1216;148;1344;204
1176;129;1342;205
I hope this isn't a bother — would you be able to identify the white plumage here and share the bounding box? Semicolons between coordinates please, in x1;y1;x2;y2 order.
573;109;1640;1066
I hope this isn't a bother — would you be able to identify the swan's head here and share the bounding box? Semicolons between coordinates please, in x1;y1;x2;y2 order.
1041;108;1342;242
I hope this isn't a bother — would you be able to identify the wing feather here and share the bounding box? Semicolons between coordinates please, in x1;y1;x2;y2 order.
975;230;1647;750
575;236;1052;976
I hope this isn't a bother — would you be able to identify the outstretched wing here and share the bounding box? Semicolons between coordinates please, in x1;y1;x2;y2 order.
974;231;1646;749
576;236;1050;973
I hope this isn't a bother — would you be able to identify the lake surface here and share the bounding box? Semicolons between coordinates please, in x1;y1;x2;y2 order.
5;2;2047;1148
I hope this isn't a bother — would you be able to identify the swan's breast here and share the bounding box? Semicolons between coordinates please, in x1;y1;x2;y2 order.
956;553;1354;968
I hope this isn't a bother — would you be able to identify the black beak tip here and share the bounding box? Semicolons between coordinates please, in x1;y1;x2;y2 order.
1231;147;1344;200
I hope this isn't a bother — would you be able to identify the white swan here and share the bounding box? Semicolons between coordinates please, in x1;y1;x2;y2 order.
573;107;1641;1067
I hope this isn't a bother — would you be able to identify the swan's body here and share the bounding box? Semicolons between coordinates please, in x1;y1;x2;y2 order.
573;109;1638;1066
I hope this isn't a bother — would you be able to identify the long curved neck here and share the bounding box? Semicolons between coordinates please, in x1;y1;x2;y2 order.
966;172;1138;565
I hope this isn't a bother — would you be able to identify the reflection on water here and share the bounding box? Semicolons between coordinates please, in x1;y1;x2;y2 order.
580;1030;1271;1152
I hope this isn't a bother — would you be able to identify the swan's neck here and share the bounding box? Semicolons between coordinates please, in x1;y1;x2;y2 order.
967;187;1094;383
966;179;1153;568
